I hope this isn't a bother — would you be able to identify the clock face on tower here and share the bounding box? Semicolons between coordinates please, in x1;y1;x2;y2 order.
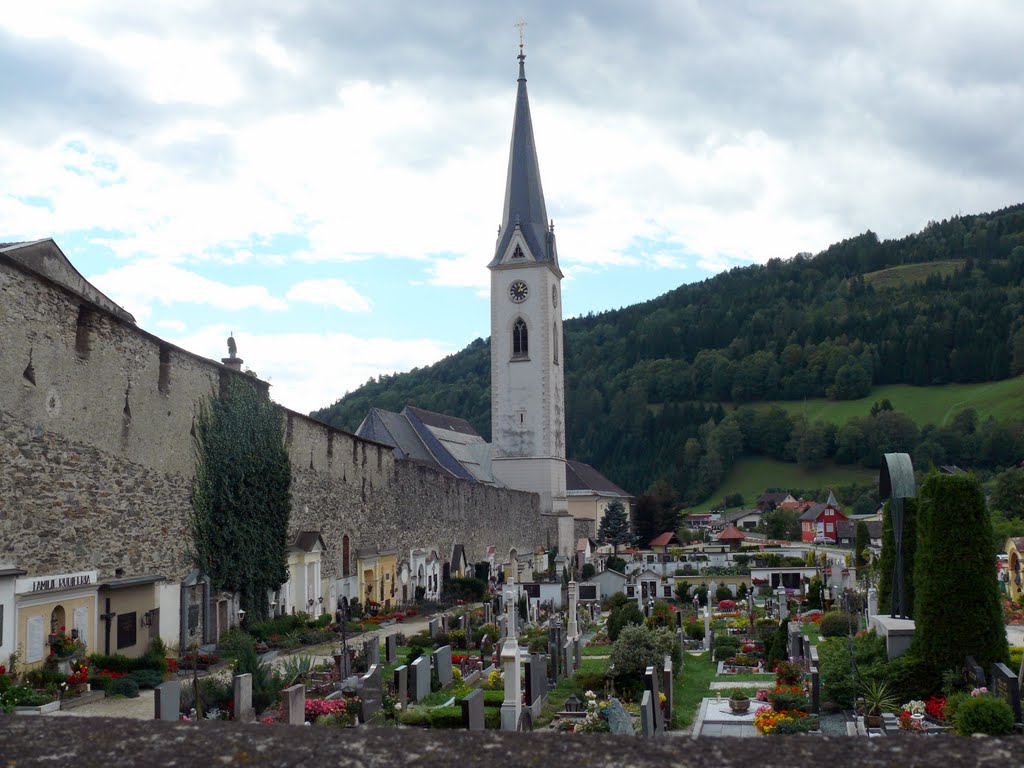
509;280;529;303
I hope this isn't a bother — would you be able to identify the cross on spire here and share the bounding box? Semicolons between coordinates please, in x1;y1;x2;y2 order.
515;17;527;52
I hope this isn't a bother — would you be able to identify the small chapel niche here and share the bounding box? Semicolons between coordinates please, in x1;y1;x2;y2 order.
158;343;171;395
512;244;525;259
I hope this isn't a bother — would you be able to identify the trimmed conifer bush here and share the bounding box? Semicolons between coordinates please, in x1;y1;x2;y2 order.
911;472;1008;672
952;695;1015;736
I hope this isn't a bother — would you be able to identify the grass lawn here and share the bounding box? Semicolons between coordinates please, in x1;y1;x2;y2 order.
688;457;877;514
671;652;717;729
581;643;611;657
800;624;821;646
760;376;1024;428
863;260;964;289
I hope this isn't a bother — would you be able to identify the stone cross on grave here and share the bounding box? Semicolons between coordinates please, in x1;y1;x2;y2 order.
503;577;518;641
567;581;579;641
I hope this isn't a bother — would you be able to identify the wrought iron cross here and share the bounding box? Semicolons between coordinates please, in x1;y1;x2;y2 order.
515;17;527;50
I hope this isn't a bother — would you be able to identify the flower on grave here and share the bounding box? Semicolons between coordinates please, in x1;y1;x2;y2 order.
925;696;946;721
394;703;402;711
970;687;988;697
902;699;925;715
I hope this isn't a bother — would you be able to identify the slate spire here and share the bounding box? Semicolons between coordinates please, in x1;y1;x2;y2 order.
491;44;556;268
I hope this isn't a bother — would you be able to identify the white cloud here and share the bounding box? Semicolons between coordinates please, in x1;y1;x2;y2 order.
88;259;287;323
166;325;456;414
286;278;371;313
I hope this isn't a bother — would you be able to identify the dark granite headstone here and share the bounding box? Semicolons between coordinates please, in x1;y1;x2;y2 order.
645;665;663;733
991;662;1021;722
810;667;820;715
461;688;484;731
385;635;398;664
393;665;408;709
965;656;986;688
432;645;453;687
357;664;383;723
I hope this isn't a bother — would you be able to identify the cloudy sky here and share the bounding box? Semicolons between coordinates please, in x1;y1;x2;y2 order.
2;1;1021;413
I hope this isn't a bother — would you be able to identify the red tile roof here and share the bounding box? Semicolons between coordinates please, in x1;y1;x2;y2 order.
716;525;746;540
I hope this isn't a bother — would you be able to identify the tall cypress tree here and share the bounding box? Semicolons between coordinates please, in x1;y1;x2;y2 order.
854;520;870;568
877;498;917;616
191;377;291;623
911;472;1008;671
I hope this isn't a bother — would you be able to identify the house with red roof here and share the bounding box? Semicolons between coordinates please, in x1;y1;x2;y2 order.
648;532;682;554
715;525;746;550
799;491;847;542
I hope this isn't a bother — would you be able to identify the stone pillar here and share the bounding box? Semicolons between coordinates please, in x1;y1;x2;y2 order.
233;673;254;723
567;581;579;641
776;586;788;620
703;605;711;651
500;576;522;731
867;588;878;620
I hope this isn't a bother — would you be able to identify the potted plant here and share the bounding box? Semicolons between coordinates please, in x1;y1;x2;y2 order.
861;680;897;727
729;688;751;713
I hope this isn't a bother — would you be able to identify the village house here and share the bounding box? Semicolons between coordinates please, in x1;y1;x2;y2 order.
799;491;848;543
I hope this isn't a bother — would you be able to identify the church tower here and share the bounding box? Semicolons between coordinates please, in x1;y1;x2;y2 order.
489;42;568;517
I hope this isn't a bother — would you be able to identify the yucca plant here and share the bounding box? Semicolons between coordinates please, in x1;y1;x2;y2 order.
861;680;898;716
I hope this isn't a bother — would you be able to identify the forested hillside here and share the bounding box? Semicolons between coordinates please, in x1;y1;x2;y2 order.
313;204;1024;505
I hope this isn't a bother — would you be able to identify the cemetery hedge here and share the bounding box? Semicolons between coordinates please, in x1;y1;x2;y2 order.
951;696;1015;736
818;611;856;638
912;472;1009;672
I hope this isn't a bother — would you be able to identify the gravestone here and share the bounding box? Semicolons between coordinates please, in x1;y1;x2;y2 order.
393;665;408;709
357;664;383;723
428;618;440;641
566;581;579;640
498;615;507;641
645;665;663;733
777;587;788;620
441;615;449;634
703;606;711;651
607;697;633;736
433;645;454;688
410;656;430;703
640;690;655;738
363;638;380;667
662;656;674;726
282;684;305;725
991;662;1021;722
385;635;398;664
965;656;986;688
810;665;821;714
677;628;686;655
154;680;180;721
524;653;547;718
481;636;493;664
867;588;878;620
461;613;471;635
461;688;484;731
334;648;351;681
548;625;563;680
788;623;802;660
677;610;684;630
233;673;254;723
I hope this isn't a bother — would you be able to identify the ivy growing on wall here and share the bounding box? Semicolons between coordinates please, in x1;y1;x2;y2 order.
190;376;291;623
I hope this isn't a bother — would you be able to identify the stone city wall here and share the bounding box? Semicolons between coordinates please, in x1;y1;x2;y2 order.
0;254;542;582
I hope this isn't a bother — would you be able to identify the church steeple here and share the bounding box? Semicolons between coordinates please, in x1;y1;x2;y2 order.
490;42;557;270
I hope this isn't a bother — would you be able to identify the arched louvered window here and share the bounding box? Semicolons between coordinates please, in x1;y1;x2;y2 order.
512;318;528;358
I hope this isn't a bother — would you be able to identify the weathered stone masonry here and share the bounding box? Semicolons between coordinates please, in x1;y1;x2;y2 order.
0;251;543;590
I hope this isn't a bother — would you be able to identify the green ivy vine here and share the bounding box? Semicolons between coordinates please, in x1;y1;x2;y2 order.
190;376;291;623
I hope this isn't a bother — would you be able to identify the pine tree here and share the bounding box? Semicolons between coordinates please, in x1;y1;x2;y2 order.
911;472;1009;672
598;499;634;554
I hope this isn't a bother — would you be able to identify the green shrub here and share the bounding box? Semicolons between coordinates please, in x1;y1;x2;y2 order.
573;668;607;695
609;625;677;694
247;613;306;641
484;708;500;728
953;695;1015;736
428;705;464;728
218;627;254;655
87;674;114;693
441;577;488;603
448;629;467;650
25;667;65;688
818;611;856;638
607;603;644;642
603;592;629;611
127;669;165;690
407;632;434;649
87;653;164;674
685;621;705;641
482;690;505;707
473;624;499;646
527;636;548;654
398;706;430;727
111;678;140;698
314;613;332;629
770;716;817;734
